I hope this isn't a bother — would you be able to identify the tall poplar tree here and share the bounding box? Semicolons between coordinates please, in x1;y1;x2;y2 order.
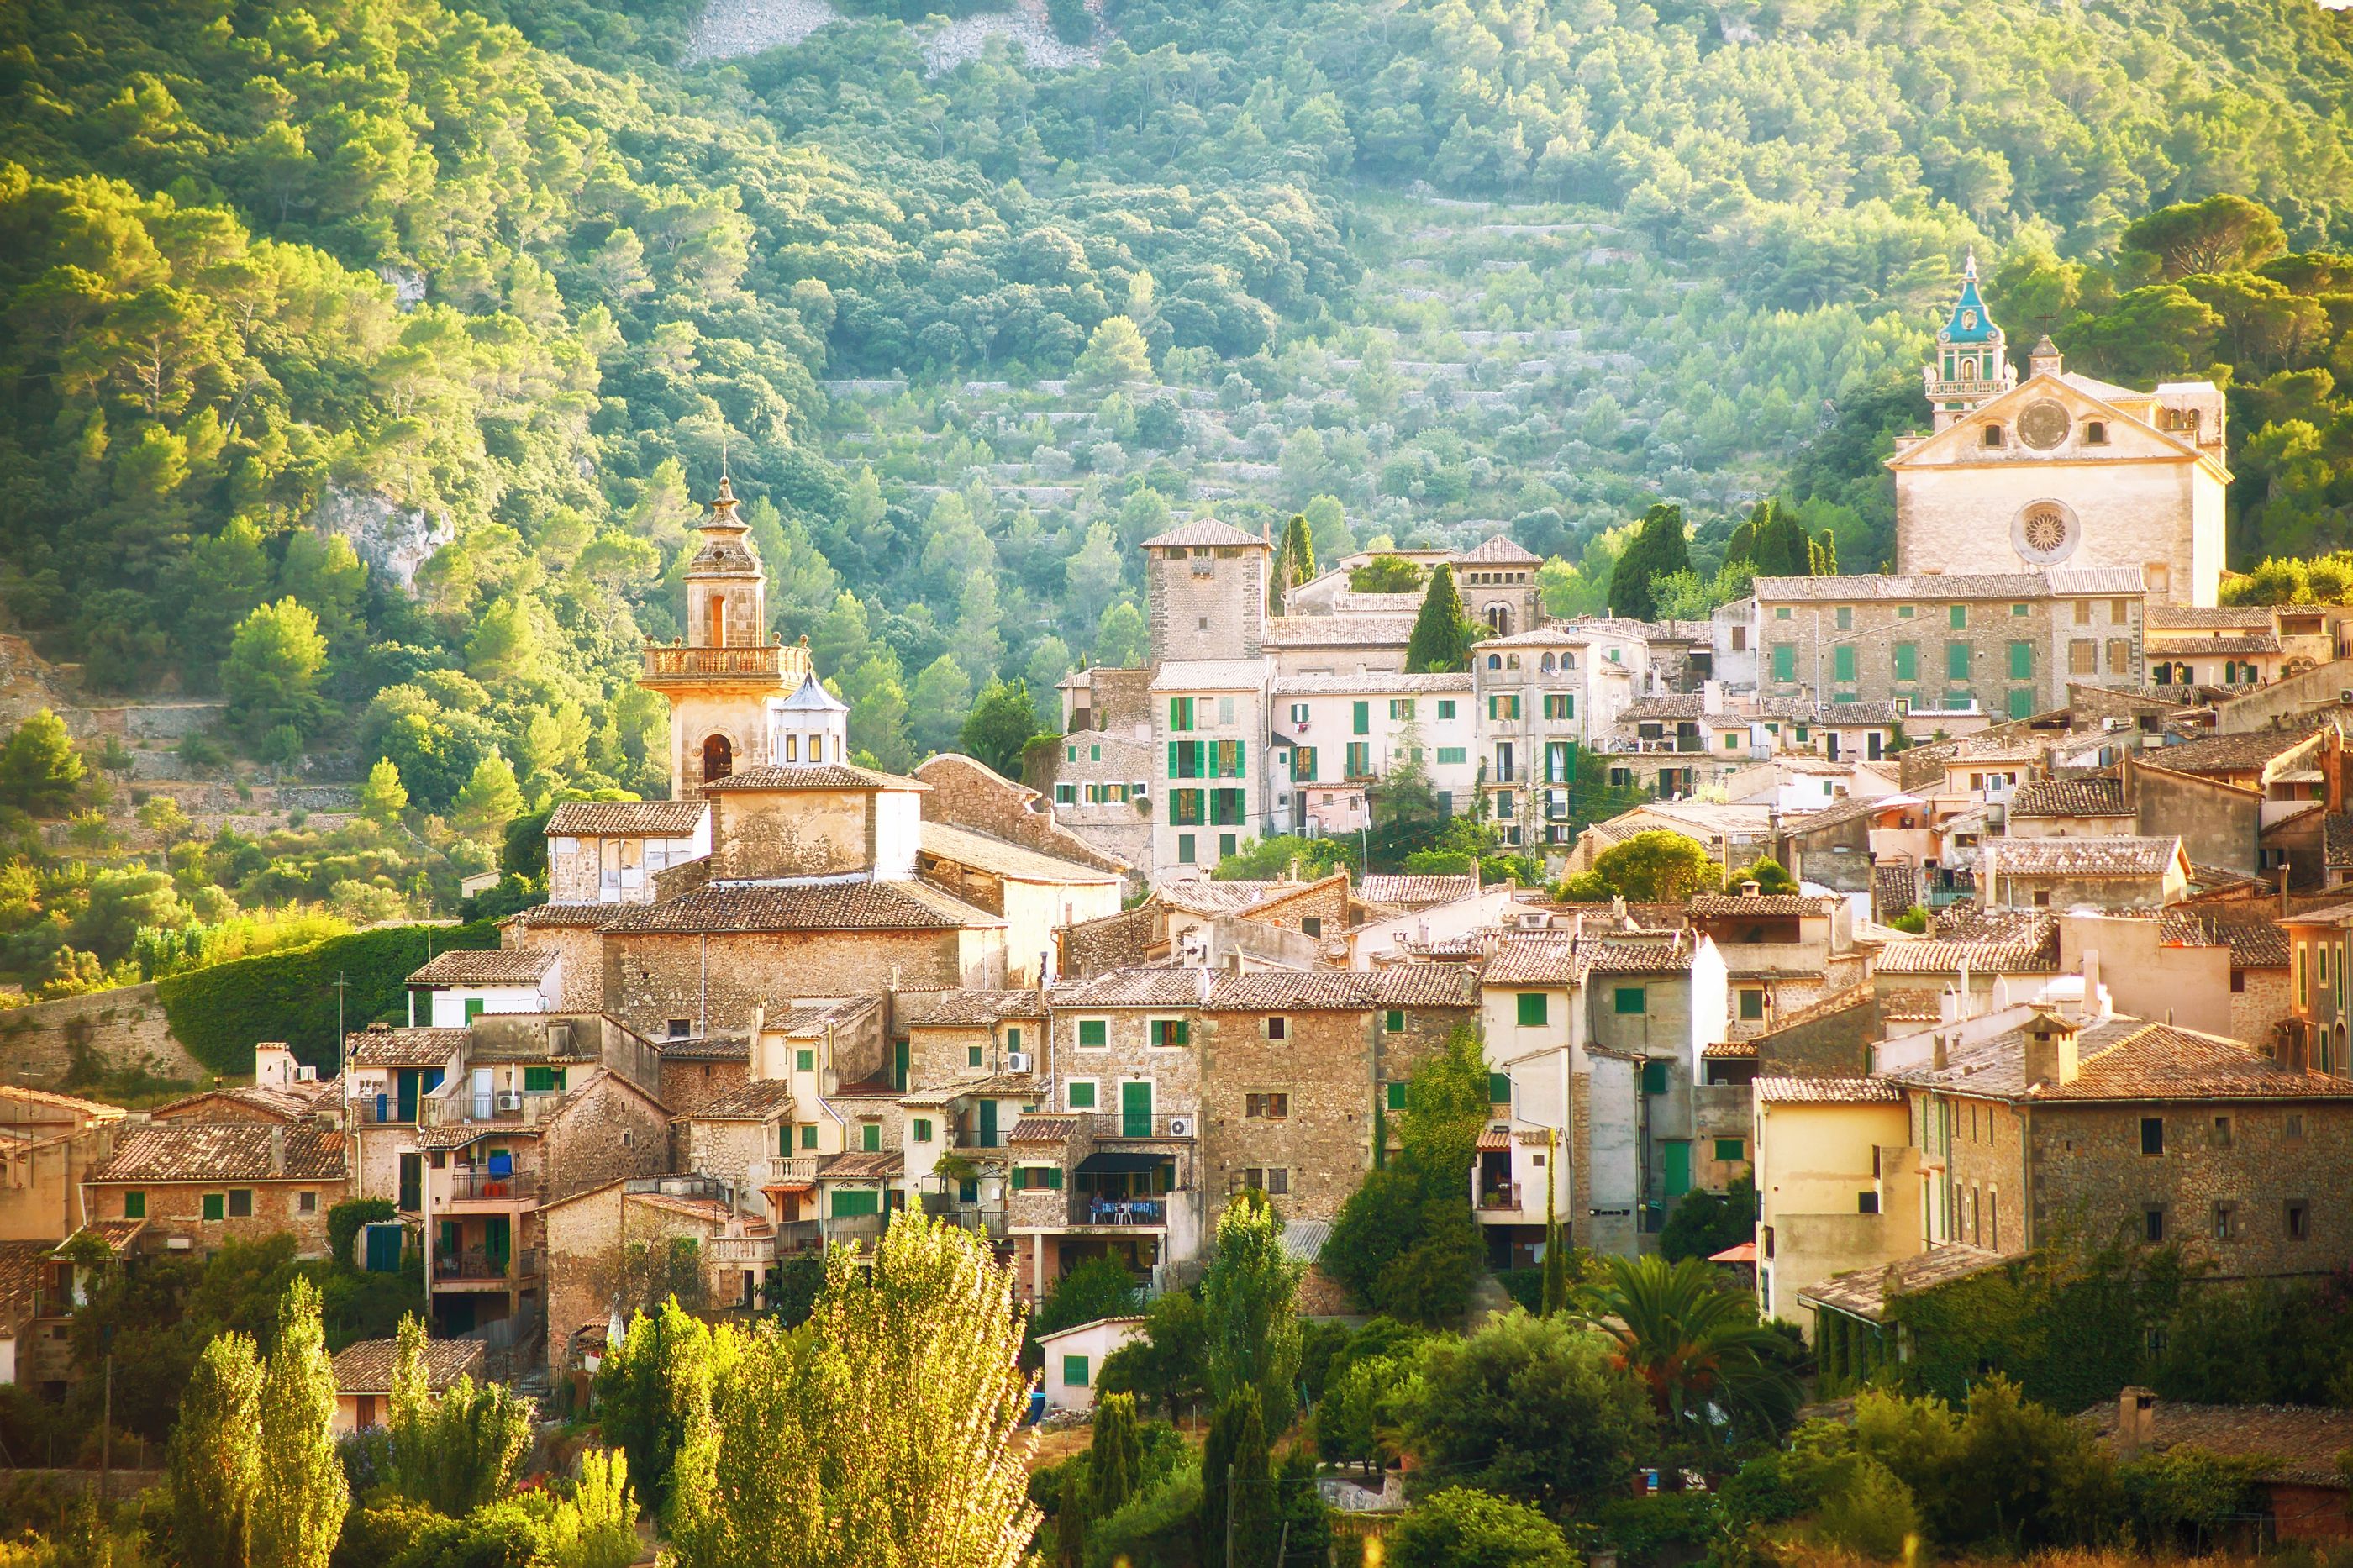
252;1279;349;1568
167;1330;262;1568
1201;1188;1306;1426
1088;1392;1143;1518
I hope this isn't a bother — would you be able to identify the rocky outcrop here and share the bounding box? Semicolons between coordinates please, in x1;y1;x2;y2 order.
308;487;453;593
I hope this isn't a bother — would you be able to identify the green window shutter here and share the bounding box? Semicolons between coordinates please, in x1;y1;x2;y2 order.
861;1123;881;1152
1950;605;1966;629
1064;1355;1090;1388
1834;645;1856;682
1234;739;1245;773
801;1123;818;1150
1353;701;1370;735
831;1189;880;1218
1068;1081;1095;1109
2008;687;2035;720
1487;1072;1512;1104
967;1044;983;1067
124;1191;145;1219
1174;1019;1191;1045
1642;1060;1668;1093
1516;992;1548;1027
203;1193;224;1222
1384;1009;1404;1033
1894;643;1917;681
913;1118;932;1143
1615;986;1646;1015
2008;640;2033;680
1771;645;1795;681
1715;1138;1746;1163
1946;641;1971;681
1079;1018;1107;1047
1122;1081;1153;1137
1835;606;1852;630
796;1048;814;1071
1167;740;1179;778
1386;1082;1408;1111
1046;1166;1064;1189
1740;989;1766;1020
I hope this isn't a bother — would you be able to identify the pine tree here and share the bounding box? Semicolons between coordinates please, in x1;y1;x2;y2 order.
1088;1392;1143;1518
1404;564;1473;673
360;756;408;824
452;751;524;840
252;1278;350;1568
168;1330;262;1568
0;709;85;817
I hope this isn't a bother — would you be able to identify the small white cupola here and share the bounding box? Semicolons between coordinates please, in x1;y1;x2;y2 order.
770;669;850;766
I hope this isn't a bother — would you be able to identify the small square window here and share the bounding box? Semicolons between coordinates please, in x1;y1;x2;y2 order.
2211;1115;2232;1149
297;1191;317;1215
1063;1354;1090;1389
1267;1017;1288;1041
861;1123;882;1153
1068;1081;1096;1110
1738;990;1766;1021
2287;1200;2311;1239
913;1118;934;1143
668;1019;692;1040
1858;1192;1880;1215
2288;1113;2306;1139
800;1124;819;1150
1487;1072;1511;1105
1245;1092;1290;1119
203;1193;224;1222
796;1048;815;1072
1516;992;1548;1028
1384;1009;1404;1033
1714;1138;1745;1163
968;1044;984;1068
1614;987;1646;1015
124;1191;145;1219
1386;1082;1408;1112
1078;1019;1108;1049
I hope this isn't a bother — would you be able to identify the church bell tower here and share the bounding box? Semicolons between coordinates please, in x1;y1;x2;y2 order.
1924;250;2015;431
639;475;809;798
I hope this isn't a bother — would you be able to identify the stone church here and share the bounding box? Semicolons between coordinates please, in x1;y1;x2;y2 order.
1888;253;2231;607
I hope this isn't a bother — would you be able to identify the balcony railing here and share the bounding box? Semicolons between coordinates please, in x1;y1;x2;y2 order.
641;644;804;681
1477;1183;1523;1212
766;1156;819;1186
1102;1114;1198;1140
434;1248;542;1282
350;1097;416;1126
1926;376;2010;399
421;1091;563;1129
1072;1195;1169;1227
442;1167;544;1203
706;1235;774;1265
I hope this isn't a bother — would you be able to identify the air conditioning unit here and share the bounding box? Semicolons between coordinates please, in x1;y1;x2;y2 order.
495;1091;524;1113
1166;1117;1195;1137
2338;689;2353;705
1006;1051;1033;1074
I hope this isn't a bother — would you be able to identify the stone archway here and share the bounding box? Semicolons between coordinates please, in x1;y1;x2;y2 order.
702;733;734;785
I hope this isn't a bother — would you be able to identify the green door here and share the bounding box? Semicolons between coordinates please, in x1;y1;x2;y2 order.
893;1039;909;1091
364;1223;403;1273
396;1070;419;1123
979;1098;999;1149
482;1214;511;1273
1121;1081;1153;1138
1662;1141;1692;1200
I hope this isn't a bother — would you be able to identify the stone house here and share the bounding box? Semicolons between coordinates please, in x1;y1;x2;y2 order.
497;905;619;1013
914;821;1122;987
1872;909;2062;1018
2277;898;2353;1075
405;948;561;1029
2082;1393;2353;1540
544;800;708;906
1687;893;1866;1042
1048;666;1161;873
1887;1009;2353;1276
1270;671;1477;838
541;1176;773;1377
2143;605;2292;691
1982;834;2189;910
1751;570;2149;722
1472;625;1652;831
651;1033;750;1118
83;1121;346;1256
0;1086;125;1243
329;1336;484;1435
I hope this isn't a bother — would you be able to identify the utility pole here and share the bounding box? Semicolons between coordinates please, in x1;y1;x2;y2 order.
100;1342;113;1509
332;971;350;1071
1224;1461;1236;1568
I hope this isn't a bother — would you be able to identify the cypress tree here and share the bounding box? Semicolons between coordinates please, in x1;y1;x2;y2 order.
1608;504;1691;622
1405;563;1473;672
1054;1465;1087;1568
1196;1392;1245;1565
1282;513;1315;587
1088;1392;1143;1518
1229;1392;1276;1568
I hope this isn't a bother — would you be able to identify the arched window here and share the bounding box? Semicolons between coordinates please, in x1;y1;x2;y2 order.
1507;655;1520;670
1487;655;1502;670
1982;424;2004;448
708;593;729;646
1959;357;1977;380
1540;653;1556;673
1486;603;1513;636
2085;421;2108;445
703;734;734;784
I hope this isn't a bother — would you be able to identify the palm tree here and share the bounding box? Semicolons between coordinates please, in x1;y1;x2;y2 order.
1578;1255;1801;1448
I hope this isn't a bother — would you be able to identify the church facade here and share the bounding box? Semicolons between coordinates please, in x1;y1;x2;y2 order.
1889;254;2231;608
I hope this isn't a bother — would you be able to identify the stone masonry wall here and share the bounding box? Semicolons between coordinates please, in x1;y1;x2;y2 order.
90;1176;343;1256
2232;969;2293;1053
1199;1008;1375;1223
2030;1098;2353;1277
913;754;1132;876
543;1075;673;1202
0;985;207;1091
657;1057;750;1119
1935;1093;2029;1253
603;928;968;1039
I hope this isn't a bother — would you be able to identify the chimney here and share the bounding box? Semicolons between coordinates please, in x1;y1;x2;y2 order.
2080;950;2099;1020
2116;1387;2156;1455
2021;1011;2081;1089
1931;1033;1948;1071
1740;880;1761;898
269;1125;287;1176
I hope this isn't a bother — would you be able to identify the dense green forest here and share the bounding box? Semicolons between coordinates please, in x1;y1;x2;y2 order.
5;0;2353;987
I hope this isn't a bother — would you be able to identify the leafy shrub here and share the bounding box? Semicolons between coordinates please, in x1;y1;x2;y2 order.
1082;1464;1200;1568
1387;1486;1578;1568
1814;1456;1919;1559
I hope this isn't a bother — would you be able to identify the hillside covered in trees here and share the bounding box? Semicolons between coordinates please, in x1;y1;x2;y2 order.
5;0;2353;797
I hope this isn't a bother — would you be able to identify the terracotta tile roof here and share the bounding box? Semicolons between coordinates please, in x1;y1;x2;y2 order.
1703;1040;1760;1059
2146;605;2277;629
899;1073;1038;1108
702;763;923;792
773;997;882;1036
1008;1115;1080;1143
1988;835;2182;877
0;1241;52;1329
408;947;556;987
1791;794;1903;836
1261;616;1415;649
1270;672;1471;695
683;1080;797;1121
545;800;707;837
0;1085;125;1119
1150;877;1339;917
892;989;1048;1028
2008;777;2127;818
1149;658;1278;691
1689;895;1835;918
1482;934;1580;987
654;1033;749;1061
1358;874;1481;908
603;881;995;934
92;1123;345;1183
347;1027;470;1068
625;1192;733;1225
1575;933;1697;974
330;1337;485;1395
1456;534;1541;564
1141;518;1269;550
152;1083;334;1123
1892;1015;2353;1102
2142;725;2325;776
1615;694;1705;722
1800;1245;2010;1322
1475;1127;1512;1151
1875;912;2061;975
2160;913;2291;967
1050;968;1210;1008
819;1150;903;1181
1756;1076;1903;1104
920;821;1120;884
1367;967;1482;1008
2327;813;2353;868
1758;983;1877;1036
2077;1401;2353;1486
504;903;626;929
2146;633;2282;656
1819;702;1905;726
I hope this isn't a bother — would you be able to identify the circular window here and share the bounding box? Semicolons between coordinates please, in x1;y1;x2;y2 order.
2017;399;2071;450
2011;500;2081;566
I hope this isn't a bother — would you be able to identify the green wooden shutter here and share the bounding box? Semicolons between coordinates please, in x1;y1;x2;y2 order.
1516;992;1547;1027
1947;641;1971;681
1834;645;1856;682
1122;1081;1153;1137
1663;1140;1692;1198
1353;701;1369;735
1893;643;1916;681
2008;640;2034;679
1487;1072;1511;1104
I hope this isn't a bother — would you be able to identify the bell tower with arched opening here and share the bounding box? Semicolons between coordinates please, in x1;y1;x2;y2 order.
1924;250;2014;432
640;474;810;798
